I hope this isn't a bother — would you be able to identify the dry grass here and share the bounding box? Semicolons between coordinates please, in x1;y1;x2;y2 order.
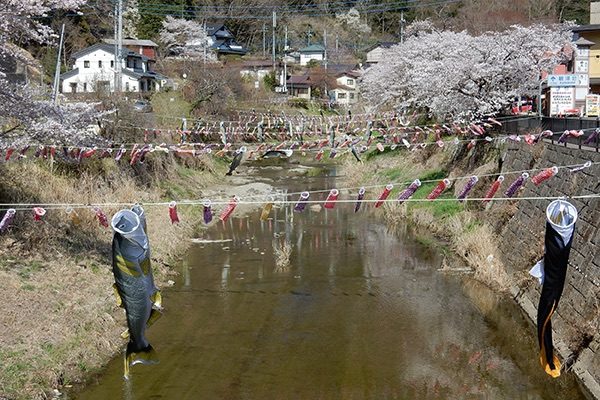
341;147;513;292
341;158;377;188
451;220;510;291
0;155;220;399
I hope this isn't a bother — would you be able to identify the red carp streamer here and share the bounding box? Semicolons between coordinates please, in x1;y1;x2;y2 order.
169;201;180;224
375;184;393;208
483;176;504;204
324;189;339;209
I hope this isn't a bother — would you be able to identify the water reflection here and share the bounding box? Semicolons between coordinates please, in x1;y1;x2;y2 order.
72;165;585;400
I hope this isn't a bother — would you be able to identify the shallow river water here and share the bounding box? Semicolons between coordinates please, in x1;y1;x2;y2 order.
72;164;585;400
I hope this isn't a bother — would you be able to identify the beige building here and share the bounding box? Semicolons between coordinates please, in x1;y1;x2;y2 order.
365;42;398;65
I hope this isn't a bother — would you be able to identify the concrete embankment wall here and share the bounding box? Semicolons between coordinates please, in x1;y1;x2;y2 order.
496;142;600;399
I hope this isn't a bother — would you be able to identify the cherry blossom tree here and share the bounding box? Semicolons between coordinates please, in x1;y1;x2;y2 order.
159;16;216;61
335;8;371;35
0;0;105;146
360;22;574;120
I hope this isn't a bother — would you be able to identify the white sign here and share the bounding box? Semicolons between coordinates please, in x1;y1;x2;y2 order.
547;74;577;87
575;60;589;73
550;87;575;116
577;74;589;87
576;87;589;101
586;94;600;117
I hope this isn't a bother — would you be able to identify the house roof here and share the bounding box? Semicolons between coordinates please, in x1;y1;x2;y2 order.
149;71;169;80
287;75;311;87
60;68;79;80
332;85;354;92
211;39;247;55
205;22;233;38
326;63;361;76
574;37;596;46
71;43;151;61
300;44;325;54
122;69;157;80
104;38;158;47
336;71;360;79
572;24;600;32
365;41;399;53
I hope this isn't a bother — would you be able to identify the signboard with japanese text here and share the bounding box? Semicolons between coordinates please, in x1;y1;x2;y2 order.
577;74;589;87
575;60;589;73
547;74;577;87
550;87;575;115
586;95;600;117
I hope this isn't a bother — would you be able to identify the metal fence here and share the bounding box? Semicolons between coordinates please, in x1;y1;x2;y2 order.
500;116;600;152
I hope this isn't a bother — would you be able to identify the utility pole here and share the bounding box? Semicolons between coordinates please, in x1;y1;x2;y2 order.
272;10;276;69
203;21;207;65
538;78;547;120
400;11;405;44
115;0;123;94
51;23;65;104
113;1;118;92
262;23;266;59
335;35;339;53
323;29;327;70
284;25;288;93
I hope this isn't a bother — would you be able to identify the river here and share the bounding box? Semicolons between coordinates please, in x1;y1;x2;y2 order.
71;163;585;400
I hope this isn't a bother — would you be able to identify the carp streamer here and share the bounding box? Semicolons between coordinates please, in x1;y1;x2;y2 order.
536;200;577;378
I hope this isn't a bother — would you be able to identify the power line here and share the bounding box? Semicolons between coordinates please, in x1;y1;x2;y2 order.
128;0;436;13
96;0;461;20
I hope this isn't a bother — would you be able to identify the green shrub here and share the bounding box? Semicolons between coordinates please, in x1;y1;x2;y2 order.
289;98;309;109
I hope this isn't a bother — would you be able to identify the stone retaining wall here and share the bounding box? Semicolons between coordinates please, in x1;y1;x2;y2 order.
496;142;600;399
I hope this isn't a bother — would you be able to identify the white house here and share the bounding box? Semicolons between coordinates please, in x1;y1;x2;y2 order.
239;60;274;84
299;44;326;66
365;42;398;65
60;43;164;94
330;71;360;105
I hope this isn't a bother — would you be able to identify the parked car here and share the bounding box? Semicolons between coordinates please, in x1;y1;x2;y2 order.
511;100;533;115
133;99;152;113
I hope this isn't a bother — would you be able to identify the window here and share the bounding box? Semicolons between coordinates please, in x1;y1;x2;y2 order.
84;60;90;68
70;82;77;93
111;60;114;68
125;82;129;91
338;92;347;99
98;60;102;68
349;92;355;99
83;83;87;92
346;78;354;85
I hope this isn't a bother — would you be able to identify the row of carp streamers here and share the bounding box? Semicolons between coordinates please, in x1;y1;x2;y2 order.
115;115;507;143
0;161;593;233
2;126;598;166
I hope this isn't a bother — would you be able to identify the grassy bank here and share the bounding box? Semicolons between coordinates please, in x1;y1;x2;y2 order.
0;154;225;399
342;144;512;290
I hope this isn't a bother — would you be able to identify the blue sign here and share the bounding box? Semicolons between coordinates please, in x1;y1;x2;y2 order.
547;74;577;87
